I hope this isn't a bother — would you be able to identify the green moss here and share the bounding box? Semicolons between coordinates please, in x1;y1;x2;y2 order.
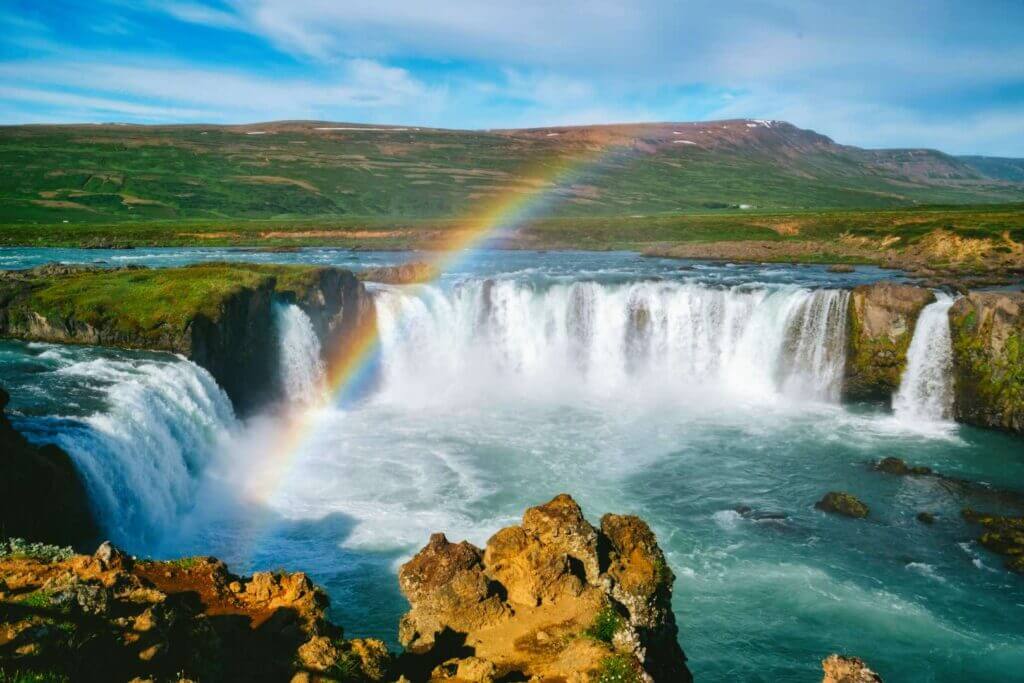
594;654;642;683
17;589;54;608
1;538;74;563
844;301;917;400
585;606;625;644
950;301;1024;429
0;669;69;683
4;262;327;348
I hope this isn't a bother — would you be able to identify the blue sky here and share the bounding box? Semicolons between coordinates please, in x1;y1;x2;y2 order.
2;0;1023;155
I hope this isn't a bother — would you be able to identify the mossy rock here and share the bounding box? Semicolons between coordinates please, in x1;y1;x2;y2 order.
843;282;934;401
874;457;932;476
815;492;870;518
949;293;1024;433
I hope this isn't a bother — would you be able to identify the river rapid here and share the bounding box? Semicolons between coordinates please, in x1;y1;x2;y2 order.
2;248;1023;681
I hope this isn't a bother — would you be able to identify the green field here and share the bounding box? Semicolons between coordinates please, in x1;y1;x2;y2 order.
0;121;1022;273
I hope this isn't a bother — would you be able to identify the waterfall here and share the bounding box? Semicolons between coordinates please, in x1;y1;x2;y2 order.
373;279;849;403
893;293;956;422
274;302;325;404
45;354;237;549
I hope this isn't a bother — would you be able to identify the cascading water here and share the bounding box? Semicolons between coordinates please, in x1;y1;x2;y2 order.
274;302;325;404
893;292;956;422
373;279;850;403
5;344;238;550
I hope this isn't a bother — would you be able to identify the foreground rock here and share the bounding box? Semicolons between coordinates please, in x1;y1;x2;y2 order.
949;292;1024;433
397;494;691;682
843;282;934;401
816;492;870;519
822;654;882;682
961;509;1024;574
0;542;389;682
0;385;95;547
0;263;374;414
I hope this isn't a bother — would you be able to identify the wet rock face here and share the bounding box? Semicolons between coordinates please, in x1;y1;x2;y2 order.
815;492;870;519
0;543;391;682
0;385;95;548
822;654;883;682
397;493;691;682
949;292;1024;433
843;282;935;401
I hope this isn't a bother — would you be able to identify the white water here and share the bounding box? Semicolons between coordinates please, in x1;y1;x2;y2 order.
373;280;850;404
894;293;956;423
274;303;325;404
51;355;236;547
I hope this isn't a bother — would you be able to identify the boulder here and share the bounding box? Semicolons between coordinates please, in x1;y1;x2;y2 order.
397;494;691;682
822;654;882;682
815;492;870;519
962;509;1024;574
873;457;931;476
948;292;1024;433
843;282;934;401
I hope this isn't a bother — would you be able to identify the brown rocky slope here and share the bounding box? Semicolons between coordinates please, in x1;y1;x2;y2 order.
397;494;691;682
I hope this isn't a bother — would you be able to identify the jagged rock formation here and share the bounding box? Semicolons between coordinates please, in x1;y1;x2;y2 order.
948;292;1024;433
0;264;374;414
397;494;691;682
843;282;935;401
0;385;95;548
822;654;882;682
0;543;389;682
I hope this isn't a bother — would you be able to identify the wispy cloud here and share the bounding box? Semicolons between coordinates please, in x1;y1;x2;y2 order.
2;0;1023;154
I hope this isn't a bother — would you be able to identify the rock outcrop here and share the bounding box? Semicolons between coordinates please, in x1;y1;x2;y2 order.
397;494;691;682
0;543;390;682
843;282;935;401
815;492;870;519
357;262;438;285
0;385;95;548
948;292;1024;433
0;264;375;414
961;509;1024;574
822;654;882;682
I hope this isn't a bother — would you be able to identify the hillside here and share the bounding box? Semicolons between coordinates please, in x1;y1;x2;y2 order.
959;155;1024;183
1;119;1022;225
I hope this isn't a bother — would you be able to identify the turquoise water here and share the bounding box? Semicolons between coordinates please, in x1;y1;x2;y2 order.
1;247;1022;681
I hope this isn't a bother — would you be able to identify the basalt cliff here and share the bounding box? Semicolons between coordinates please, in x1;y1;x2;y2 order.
0;264;374;414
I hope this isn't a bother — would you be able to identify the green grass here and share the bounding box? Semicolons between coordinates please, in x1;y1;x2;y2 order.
0;122;1021;229
0;670;69;683
0;204;1022;253
594;654;642;683
3;263;330;345
585;606;626;644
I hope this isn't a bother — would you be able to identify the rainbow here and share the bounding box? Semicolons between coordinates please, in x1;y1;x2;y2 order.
239;141;627;538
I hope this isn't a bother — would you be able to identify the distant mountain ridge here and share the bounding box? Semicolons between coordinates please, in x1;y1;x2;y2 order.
958;155;1024;183
1;118;1021;223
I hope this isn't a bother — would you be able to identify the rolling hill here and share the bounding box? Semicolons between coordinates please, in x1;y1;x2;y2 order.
1;119;1022;225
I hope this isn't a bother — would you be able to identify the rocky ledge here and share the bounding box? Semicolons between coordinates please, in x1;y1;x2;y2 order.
843;282;934;402
397;494;691;682
0;542;387;682
0;263;374;414
949;292;1024;432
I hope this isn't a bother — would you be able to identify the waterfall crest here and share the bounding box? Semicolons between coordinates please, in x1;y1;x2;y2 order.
274;303;325;404
373;279;849;403
48;355;236;548
893;293;956;422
